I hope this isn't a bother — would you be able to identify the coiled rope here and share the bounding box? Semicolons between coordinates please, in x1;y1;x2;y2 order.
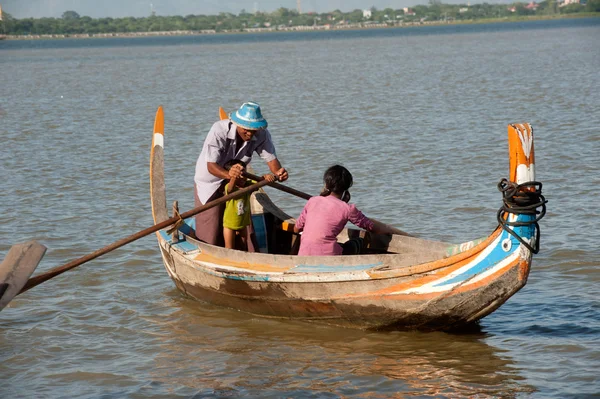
496;178;547;254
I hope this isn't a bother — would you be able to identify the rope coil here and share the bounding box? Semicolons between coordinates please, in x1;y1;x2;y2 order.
496;178;547;254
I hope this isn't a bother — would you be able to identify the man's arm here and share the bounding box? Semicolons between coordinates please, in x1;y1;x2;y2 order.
256;129;288;182
267;158;288;182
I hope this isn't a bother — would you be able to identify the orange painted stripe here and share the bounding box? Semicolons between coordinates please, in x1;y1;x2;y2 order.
151;106;164;154
508;123;534;183
367;229;502;279
338;256;524;301
451;256;527;294
153;106;164;135
193;251;291;273
362;251;489;298
219;107;228;121
394;256;523;300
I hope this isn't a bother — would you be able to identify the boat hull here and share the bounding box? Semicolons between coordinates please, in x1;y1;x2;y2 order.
156;226;531;330
150;110;541;331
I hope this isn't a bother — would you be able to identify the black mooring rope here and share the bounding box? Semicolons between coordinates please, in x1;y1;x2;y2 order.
496;178;547;254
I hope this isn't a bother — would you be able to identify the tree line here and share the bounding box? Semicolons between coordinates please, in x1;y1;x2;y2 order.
1;1;599;36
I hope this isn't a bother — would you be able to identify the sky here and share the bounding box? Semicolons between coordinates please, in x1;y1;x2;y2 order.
2;0;510;19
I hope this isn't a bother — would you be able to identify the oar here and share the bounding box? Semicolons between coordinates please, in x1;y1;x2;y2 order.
0;241;47;310
243;172;414;237
17;178;273;296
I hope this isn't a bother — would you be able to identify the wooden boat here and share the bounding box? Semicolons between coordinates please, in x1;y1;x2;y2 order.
150;106;546;331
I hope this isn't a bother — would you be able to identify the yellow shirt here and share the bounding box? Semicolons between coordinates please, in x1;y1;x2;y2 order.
223;182;252;230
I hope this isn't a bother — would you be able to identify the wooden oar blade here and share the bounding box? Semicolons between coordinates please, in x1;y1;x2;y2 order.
0;241;47;311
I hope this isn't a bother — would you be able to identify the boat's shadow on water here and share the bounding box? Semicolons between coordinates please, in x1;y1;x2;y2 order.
143;289;536;398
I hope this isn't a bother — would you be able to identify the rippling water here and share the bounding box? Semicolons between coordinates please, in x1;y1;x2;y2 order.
1;19;599;398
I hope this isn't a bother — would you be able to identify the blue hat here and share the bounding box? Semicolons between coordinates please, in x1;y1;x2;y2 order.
230;102;268;130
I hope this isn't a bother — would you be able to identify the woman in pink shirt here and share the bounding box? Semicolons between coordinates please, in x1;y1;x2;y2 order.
294;165;396;256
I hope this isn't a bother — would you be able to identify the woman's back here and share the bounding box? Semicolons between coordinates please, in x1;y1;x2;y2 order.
296;196;373;256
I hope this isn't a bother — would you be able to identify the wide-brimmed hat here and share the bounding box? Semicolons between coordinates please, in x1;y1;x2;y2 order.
230;102;268;130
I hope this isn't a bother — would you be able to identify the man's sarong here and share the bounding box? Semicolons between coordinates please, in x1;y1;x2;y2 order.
194;184;257;252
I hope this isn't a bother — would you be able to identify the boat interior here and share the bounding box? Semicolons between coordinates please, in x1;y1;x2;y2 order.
172;187;482;269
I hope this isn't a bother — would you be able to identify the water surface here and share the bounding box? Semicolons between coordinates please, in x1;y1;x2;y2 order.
1;18;599;398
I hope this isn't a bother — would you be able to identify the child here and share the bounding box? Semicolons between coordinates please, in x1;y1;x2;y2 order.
294;165;395;256
223;160;275;251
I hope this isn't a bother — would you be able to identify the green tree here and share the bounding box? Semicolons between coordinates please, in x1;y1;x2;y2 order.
61;10;80;20
330;9;344;21
543;0;558;14
0;10;14;33
515;3;534;15
347;9;363;22
586;0;600;12
2;3;598;36
561;3;585;12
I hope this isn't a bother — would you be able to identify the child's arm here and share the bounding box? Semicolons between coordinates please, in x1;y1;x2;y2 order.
263;173;276;183
225;176;237;194
246;174;275;194
369;219;397;235
370;219;411;236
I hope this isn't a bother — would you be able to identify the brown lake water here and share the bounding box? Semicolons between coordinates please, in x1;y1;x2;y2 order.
1;19;599;398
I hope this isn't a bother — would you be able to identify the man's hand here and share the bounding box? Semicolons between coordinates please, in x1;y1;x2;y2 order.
228;164;244;179
275;168;288;182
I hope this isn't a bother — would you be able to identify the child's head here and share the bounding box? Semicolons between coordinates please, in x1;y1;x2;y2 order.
224;159;247;171
321;165;353;201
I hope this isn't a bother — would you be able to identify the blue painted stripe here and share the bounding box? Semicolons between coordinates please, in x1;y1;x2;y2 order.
178;218;195;236
204;271;272;282
432;215;535;287
185;218;195;232
251;214;268;252
172;240;201;253
158;230;200;253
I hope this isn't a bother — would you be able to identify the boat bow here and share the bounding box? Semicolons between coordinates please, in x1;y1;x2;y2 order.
150;106;168;224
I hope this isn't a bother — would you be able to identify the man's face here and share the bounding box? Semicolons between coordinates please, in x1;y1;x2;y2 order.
236;126;258;142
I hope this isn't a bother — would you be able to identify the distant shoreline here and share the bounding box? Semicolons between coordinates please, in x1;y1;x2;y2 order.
1;13;598;40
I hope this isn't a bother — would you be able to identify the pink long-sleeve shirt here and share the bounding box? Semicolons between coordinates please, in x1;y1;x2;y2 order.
295;195;374;256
